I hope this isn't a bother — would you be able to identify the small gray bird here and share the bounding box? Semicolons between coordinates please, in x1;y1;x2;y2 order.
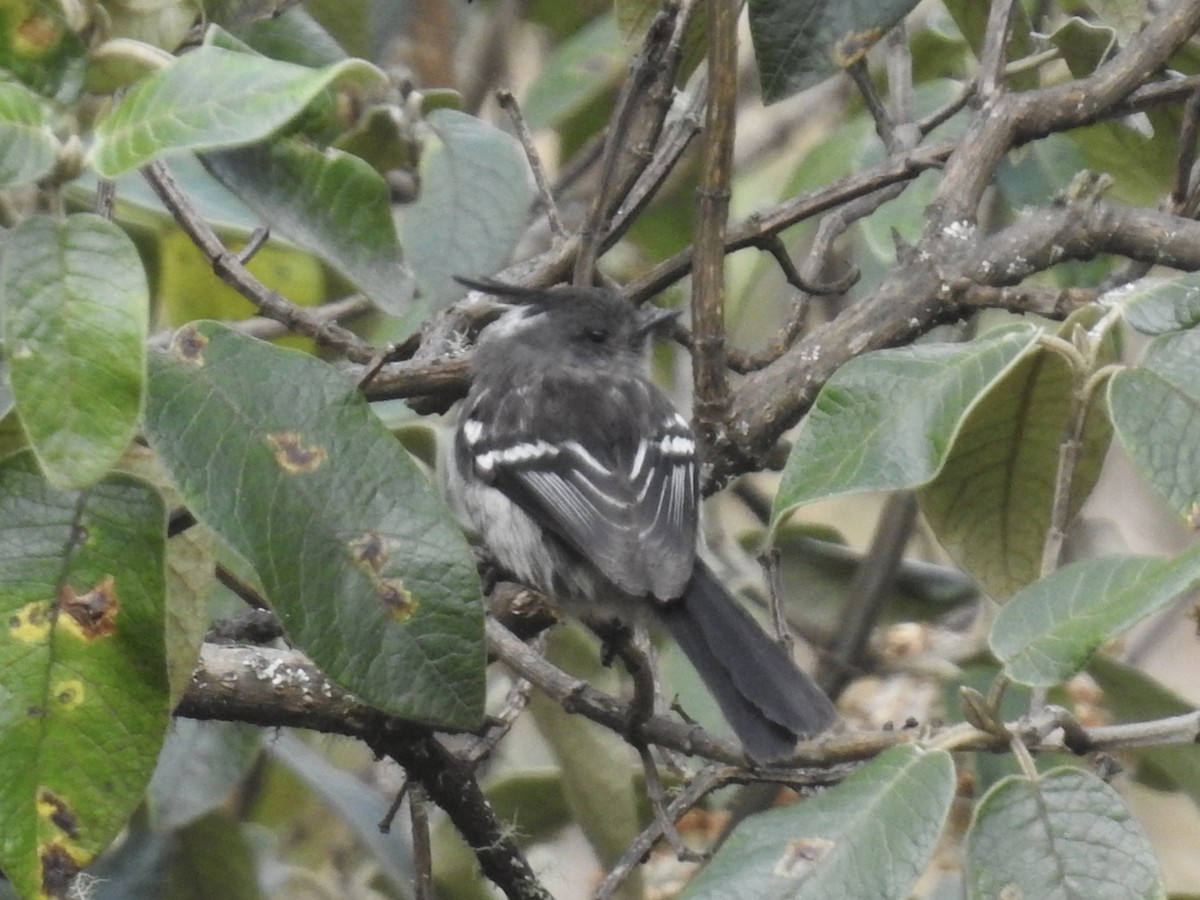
448;277;836;761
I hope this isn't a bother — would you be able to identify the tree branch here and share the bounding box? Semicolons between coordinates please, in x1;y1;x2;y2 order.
721;198;1200;485
142;160;377;364
176;644;549;900
690;0;737;448
574;1;688;283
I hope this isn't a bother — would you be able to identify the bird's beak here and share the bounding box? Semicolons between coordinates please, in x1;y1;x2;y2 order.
636;305;682;338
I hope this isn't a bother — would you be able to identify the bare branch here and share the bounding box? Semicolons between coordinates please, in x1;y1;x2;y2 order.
574;1;689;283
498;89;567;239
142;160;377;364
690;0;738;445
979;0;1022;98
720;198;1200;486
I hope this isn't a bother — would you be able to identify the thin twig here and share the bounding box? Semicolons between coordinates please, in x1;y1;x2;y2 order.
885;24;914;126
487;617;749;764
916;85;972;135
627;138;953;301
141;160;377;364
1031;336;1108;716
690;0;737;445
574;1;685;283
1038;339;1099;578
595;765;729;899
236;226;270;265
1171;84;1200;212
847;58;898;152
148;294;375;351
758;548;795;657
628;67;1200;303
979;0;1022;98
94;179;116;220
610;49;706;247
365;729;553;900
215;564;270;610
497;89;566;239
379;780;410;833
635;743;696;860
458;665;538;765
760;231;855;296
409;782;434;900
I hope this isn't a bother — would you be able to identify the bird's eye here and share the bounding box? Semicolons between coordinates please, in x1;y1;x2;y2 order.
582;327;609;344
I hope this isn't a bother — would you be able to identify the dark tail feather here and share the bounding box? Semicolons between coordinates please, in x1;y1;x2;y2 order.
659;559;837;762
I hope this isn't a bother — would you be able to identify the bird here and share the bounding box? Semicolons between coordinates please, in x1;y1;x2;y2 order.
447;276;837;761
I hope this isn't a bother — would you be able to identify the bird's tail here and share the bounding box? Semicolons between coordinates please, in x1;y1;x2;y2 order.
659;559;837;762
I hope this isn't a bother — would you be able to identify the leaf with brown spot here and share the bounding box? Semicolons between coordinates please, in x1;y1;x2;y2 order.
38;791;79;839
266;431;327;473
144;322;483;729
377;579;418;621
39;842;83;898
52;680;84;708
350;531;390;573
749;0;922;103
0;452;168;899
8;600;53;643
684;746;954;898
775;837;835;878
57;575;119;639
171;323;209;364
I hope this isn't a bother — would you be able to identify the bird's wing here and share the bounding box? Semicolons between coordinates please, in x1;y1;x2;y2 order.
459;373;698;600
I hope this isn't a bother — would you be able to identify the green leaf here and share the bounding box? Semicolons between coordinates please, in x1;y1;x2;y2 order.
86;38;176;94
88;45;385;177
0;452;169;899
115;446;215;707
1048;17;1117;77
773;325;1041;522
997;133;1088;213
228;8;348;68
748;0;923;104
990;543;1200;687
918;310;1115;599
1069;112;1179;207
1;213;148;489
398;109;534;318
0;79;58;187
1086;0;1147;42
683;745;955;898
201;140;414;316
143;322;484;728
1109;328;1200;519
1119;272;1200;335
162;523;214;705
966;767;1165;900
